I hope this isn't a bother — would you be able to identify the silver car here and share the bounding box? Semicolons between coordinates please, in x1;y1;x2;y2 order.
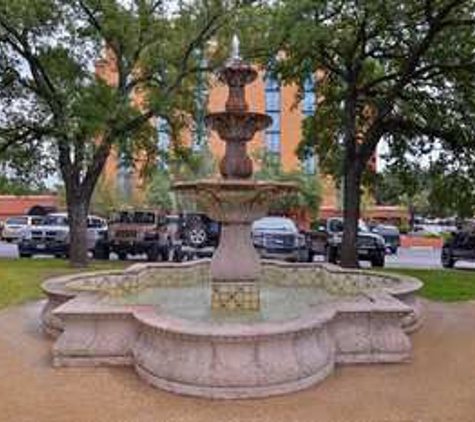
18;213;107;257
2;215;44;242
252;217;310;262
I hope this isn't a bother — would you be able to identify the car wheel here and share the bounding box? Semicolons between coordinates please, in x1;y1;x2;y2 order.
94;244;110;260
160;247;170;262
146;245;159;262
188;227;207;247
326;246;338;264
118;252;127;261
371;254;385;268
441;249;455;268
307;250;315;263
185;216;208;248
172;246;183;262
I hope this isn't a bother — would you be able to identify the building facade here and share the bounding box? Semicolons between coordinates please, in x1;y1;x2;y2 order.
95;54;407;224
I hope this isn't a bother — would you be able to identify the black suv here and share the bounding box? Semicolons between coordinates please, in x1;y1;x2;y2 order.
324;218;386;267
441;230;475;268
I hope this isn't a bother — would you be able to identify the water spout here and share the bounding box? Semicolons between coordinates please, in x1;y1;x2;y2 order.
231;34;240;60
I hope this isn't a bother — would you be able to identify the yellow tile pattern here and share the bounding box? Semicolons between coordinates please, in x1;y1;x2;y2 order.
211;282;260;311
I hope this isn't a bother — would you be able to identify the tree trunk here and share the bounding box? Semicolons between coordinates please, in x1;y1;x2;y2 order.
339;77;361;269
340;164;362;268
67;196;89;267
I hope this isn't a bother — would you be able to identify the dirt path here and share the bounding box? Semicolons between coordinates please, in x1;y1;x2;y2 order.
0;300;474;422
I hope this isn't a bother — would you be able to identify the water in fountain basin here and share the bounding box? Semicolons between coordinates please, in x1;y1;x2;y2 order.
104;282;367;324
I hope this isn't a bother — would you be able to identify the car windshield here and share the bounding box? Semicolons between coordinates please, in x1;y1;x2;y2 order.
253;217;297;232
31;217;44;226
358;220;370;232
43;215;69;226
329;219;369;233
6;217;28;225
111;211;156;224
377;225;399;235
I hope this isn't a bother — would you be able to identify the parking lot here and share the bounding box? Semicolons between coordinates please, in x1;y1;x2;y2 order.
1;240;471;269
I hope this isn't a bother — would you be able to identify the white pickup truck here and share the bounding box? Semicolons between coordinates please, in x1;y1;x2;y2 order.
18;213;107;258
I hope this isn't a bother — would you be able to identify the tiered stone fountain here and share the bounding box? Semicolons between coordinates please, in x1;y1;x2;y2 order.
174;36;295;312
40;37;423;399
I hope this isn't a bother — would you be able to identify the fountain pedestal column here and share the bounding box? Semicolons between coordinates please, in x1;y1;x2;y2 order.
210;223;260;311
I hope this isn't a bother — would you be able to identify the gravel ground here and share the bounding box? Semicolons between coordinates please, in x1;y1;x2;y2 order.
0;300;474;422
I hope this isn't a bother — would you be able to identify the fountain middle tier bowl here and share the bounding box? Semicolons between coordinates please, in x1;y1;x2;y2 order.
205;111;272;141
173;179;298;222
42;260;423;399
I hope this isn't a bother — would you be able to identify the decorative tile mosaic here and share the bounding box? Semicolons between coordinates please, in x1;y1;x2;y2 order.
211;282;260;311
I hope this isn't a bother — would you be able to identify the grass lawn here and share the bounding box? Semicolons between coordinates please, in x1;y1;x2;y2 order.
0;258;128;310
380;268;475;302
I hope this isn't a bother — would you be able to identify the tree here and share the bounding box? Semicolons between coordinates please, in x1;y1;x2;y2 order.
254;150;321;219
256;0;475;267
0;174;49;195
374;162;430;227
0;0;249;266
376;158;475;221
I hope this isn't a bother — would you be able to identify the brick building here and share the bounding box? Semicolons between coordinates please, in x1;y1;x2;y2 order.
0;195;58;221
96;52;407;225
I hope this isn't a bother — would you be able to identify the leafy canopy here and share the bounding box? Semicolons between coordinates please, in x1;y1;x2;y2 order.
257;0;475;180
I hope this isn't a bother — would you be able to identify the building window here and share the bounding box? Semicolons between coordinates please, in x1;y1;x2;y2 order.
156;117;170;169
265;76;281;156
117;159;133;200
301;75;317;174
157;117;170;151
193;52;208;152
302;77;316;116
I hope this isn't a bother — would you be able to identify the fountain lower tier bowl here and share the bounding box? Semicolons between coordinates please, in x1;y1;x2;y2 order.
173;179;297;222
42;261;422;399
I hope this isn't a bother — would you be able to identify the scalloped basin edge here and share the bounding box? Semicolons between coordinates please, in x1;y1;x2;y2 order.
41;261;423;399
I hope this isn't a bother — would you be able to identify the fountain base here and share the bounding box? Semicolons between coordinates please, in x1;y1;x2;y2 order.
41;261;423;399
211;281;259;311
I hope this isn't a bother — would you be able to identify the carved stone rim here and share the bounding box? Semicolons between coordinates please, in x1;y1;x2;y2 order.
173;179;298;192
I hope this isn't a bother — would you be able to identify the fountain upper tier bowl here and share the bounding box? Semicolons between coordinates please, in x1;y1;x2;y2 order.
205;111;272;141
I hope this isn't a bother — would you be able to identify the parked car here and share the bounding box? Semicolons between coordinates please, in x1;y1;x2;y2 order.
94;210;173;261
304;229;328;260
370;224;401;254
2;215;44;243
324;217;386;267
441;230;475;268
252;216;311;262
18;213;107;258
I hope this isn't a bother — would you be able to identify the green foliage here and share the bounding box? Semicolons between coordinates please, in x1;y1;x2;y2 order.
254;150;321;218
0;0;247;264
260;0;475;177
144;169;174;211
0;174;49;195
250;0;475;266
144;147;217;212
376;160;475;219
89;179;133;217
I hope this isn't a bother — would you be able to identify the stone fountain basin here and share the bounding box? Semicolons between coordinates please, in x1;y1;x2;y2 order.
173;179;297;223
41;261;422;399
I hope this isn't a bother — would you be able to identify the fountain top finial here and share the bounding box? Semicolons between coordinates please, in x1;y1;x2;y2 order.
231;34;241;61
